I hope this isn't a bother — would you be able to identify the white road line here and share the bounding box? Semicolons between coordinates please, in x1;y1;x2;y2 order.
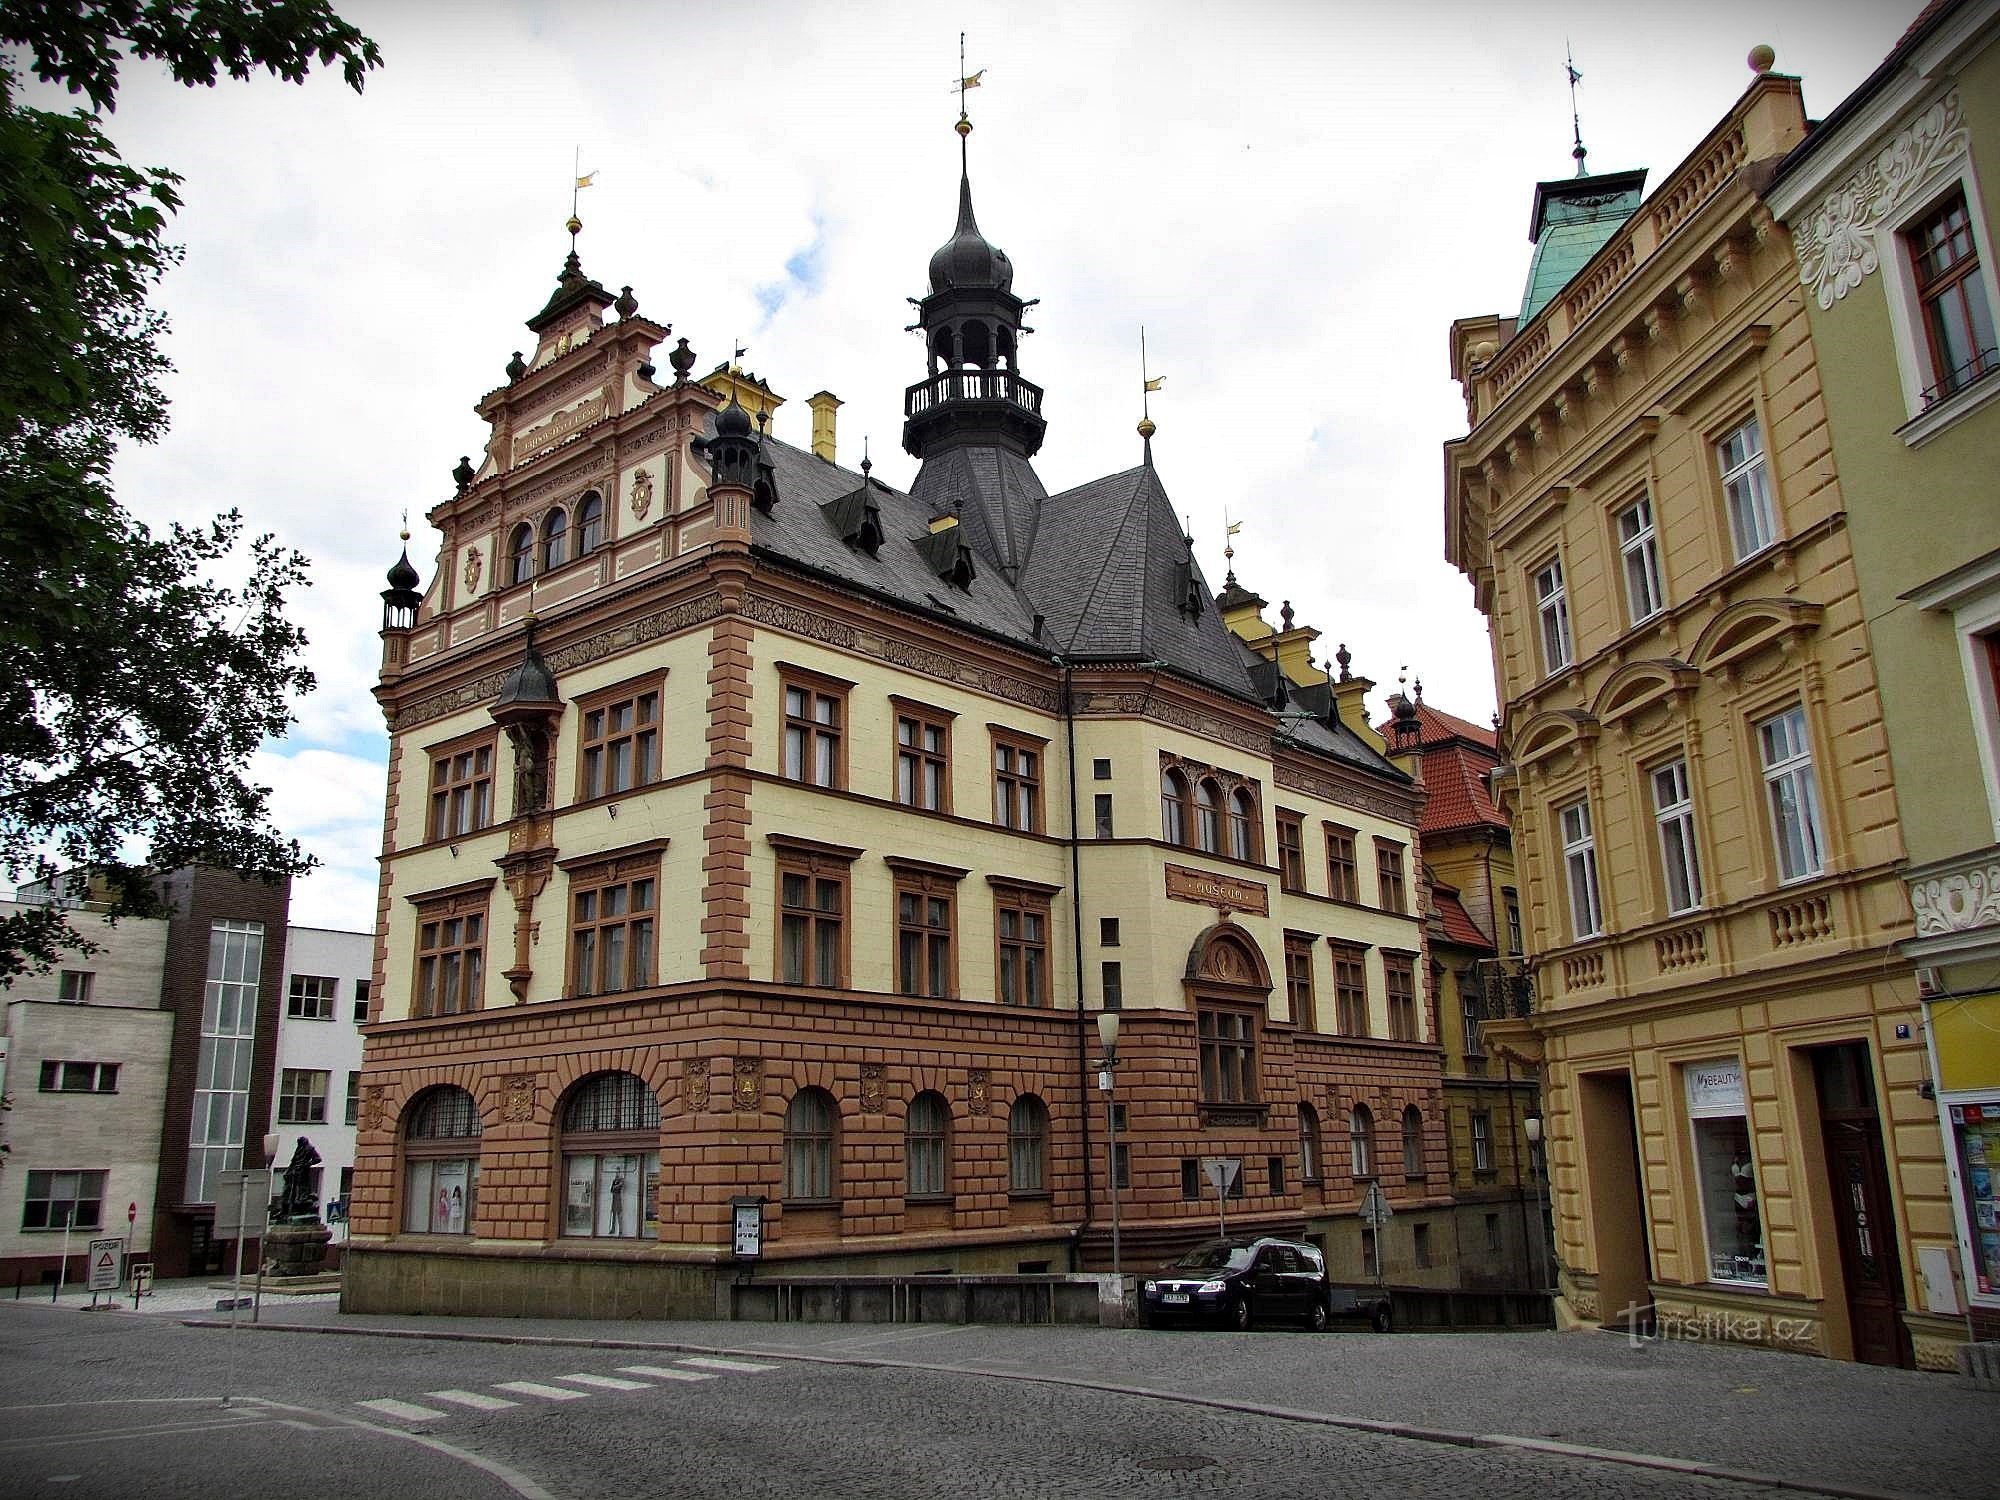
426;1390;520;1412
356;1398;448;1422
492;1381;589;1402
616;1365;716;1382
554;1373;652;1392
678;1357;777;1373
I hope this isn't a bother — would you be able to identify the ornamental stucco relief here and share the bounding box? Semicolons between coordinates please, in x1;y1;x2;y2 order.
1794;92;1968;310
1908;859;2000;938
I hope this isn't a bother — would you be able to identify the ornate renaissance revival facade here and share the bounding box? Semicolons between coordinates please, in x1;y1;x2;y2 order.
346;118;1457;1315
1445;54;1959;1367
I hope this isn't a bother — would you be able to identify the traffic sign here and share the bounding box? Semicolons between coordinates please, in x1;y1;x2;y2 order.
1360;1182;1395;1228
131;1264;154;1298
212;1169;271;1239
87;1237;122;1292
1201;1157;1242;1195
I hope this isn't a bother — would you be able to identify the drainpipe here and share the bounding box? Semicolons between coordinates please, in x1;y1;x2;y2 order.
1059;658;1097;1268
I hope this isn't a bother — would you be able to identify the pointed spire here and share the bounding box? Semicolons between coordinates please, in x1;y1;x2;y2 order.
1566;45;1588;176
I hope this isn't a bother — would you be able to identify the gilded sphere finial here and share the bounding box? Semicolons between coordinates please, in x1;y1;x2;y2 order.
1748;43;1775;74
1137;417;1157;440
955;113;972;138
398;527;411;542
566;214;582;235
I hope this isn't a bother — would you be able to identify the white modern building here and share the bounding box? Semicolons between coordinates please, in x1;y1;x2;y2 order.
272;925;373;1247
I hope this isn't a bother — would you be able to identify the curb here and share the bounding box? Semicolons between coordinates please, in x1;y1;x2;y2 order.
180;1318;1935;1500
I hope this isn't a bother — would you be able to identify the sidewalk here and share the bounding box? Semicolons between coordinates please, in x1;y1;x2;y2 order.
5;1272;337;1317
141;1296;1995;1500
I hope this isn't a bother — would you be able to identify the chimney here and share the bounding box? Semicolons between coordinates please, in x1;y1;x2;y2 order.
807;390;842;464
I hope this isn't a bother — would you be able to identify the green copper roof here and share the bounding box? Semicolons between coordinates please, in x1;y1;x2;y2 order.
1518;169;1647;325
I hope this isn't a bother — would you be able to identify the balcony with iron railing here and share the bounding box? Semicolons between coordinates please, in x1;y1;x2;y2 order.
1469;957;1538;1021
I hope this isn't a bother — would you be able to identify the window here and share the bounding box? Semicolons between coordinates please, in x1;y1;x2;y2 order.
1325;825;1358;902
1471;1110;1494;1172
541;507;569;571
892;864;959;998
895;706;951;812
1908;191;1997;403
1299;1101;1323;1183
278;1068;329;1124
1559;799;1605;940
1461;980;1484;1057
1101;960;1123;1009
776;845;849;988
1348;1105;1375;1178
1685;1058;1764;1286
906;1091;951;1199
569;860;658;997
57;969;94;1003
575;490;604;556
1227;788;1258;862
1534;556;1572;674
1194;778;1222;852
784;1087;838;1202
1283;935;1316;1032
560;1072;661;1239
415;894;486;1017
509;523;535;586
1008;1094;1049;1194
429;738;495;841
996;886;1051;1007
1486;1213;1502;1254
288;974;337;1020
1197;1006;1258;1104
1100;917;1120;946
992;733;1044;832
1268;1155;1286;1195
1331;943;1368;1036
1092;757;1111;780
1093;793;1114;839
1375;840;1407;913
353;979;371;1023
1161;767;1191;845
1717;417;1776;560
344;1071;361;1126
22;1170;105;1230
1651;759;1704;913
1385;952;1418;1041
1401;1105;1424;1177
1504;891;1523;954
38;1061;117;1093
186;919;263;1204
1758;706;1826;883
402;1086;481;1234
580;684;661;800
1618;494;1665;624
1181;1159;1202;1199
1276;811;1305;891
781;676;845;788
1414;1222;1433;1269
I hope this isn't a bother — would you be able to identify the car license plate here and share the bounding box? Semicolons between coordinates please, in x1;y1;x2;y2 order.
1162;1292;1189;1305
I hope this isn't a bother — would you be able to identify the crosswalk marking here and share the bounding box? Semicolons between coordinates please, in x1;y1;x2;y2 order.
426;1389;520;1412
555;1373;652;1391
357;1398;447;1421
679;1357;776;1373
617;1364;716;1382
493;1380;590;1401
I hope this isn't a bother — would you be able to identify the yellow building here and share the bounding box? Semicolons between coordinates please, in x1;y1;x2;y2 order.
1764;0;2000;1347
1444;56;1956;1367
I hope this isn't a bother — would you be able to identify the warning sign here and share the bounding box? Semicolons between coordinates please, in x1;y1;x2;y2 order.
87;1237;122;1292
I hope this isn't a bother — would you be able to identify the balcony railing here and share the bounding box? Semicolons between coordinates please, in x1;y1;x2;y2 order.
904;368;1045;418
1469;957;1537;1020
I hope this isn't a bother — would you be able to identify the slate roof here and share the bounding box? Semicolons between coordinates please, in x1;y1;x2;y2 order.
908;443;1047;581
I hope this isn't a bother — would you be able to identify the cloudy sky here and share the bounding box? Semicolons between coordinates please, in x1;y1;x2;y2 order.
28;0;1915;929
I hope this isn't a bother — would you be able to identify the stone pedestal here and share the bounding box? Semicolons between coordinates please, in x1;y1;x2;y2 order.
265;1221;333;1278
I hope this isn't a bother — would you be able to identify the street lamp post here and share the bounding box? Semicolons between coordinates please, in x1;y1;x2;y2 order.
1095;1011;1122;1276
1524;1113;1549;1291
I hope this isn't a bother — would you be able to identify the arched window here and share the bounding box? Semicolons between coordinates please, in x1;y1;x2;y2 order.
1402;1105;1424;1176
1348;1104;1375;1179
1008;1093;1049;1194
509;523;535;586
1298;1101;1323;1184
961;319;993;368
575;491;604;557
558;1072;659;1239
785;1087;837;1202
1161;768;1191;846
542;507;569;572
1228;788;1258;862
402;1086;481;1234
1195;779;1222;853
906;1091;950;1199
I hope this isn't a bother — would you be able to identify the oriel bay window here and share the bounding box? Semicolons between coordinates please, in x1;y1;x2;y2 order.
564;845;664;998
992;729;1045;832
413;883;490;1017
578;677;662;800
894;700;953;812
1198;1005;1259;1105
429;733;495;841
993;878;1054;1007
771;835;857;988
889;858;964;999
780;667;848;788
402;1086;480;1234
559;1072;661;1240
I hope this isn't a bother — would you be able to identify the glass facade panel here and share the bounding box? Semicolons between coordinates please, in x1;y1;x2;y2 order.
186;920;264;1204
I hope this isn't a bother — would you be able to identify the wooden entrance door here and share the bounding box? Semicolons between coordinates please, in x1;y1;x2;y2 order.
1813;1046;1913;1368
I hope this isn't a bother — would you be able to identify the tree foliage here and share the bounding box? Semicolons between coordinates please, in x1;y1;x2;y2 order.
0;2;382;978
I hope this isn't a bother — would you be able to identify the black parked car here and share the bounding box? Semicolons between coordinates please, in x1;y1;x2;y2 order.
1139;1236;1338;1331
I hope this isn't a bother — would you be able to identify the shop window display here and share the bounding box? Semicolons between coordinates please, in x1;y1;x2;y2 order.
1685;1058;1765;1287
1948;1101;2000;1299
558;1072;661;1240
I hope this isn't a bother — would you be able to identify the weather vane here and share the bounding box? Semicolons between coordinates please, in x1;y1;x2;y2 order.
1566;45;1588;176
1139;326;1164;441
955;32;984;126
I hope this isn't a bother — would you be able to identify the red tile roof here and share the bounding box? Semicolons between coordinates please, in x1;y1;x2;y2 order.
1432;883;1495;952
1375;702;1508;836
1376;700;1498;752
